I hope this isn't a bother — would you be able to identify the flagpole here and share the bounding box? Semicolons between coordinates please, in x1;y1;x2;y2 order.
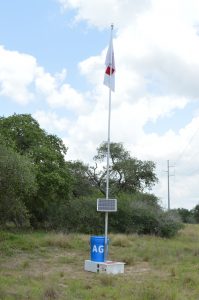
105;23;114;262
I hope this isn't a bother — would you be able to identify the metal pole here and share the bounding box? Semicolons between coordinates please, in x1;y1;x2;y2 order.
104;24;114;262
167;160;170;210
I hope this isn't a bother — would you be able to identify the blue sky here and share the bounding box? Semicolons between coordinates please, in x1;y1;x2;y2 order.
1;0;199;209
0;0;108;88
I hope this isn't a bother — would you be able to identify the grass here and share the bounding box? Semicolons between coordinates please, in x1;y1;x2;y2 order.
1;225;199;299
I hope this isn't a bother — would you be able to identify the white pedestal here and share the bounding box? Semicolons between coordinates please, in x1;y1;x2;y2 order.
84;260;125;274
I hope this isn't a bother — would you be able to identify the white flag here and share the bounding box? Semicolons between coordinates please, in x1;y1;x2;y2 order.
103;39;115;92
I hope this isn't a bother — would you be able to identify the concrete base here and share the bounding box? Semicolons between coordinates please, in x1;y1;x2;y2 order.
84;260;125;274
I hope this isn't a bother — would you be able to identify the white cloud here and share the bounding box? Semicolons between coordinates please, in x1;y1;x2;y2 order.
58;0;150;29
33;110;69;133
0;46;36;104
35;67;86;112
0;45;86;112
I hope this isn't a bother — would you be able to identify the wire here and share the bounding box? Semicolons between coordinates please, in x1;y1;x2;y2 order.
175;122;199;166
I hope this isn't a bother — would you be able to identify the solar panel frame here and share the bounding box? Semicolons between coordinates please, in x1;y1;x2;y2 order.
97;198;117;212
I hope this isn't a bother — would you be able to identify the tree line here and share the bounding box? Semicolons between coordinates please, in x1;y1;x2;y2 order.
0;114;185;237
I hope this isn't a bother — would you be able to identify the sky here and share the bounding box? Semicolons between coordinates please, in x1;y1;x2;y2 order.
1;0;199;210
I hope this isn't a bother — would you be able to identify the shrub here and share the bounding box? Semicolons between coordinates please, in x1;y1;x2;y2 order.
57;197;104;234
173;208;196;224
109;194;183;237
191;204;199;223
157;211;184;238
28;191;182;238
56;193;183;238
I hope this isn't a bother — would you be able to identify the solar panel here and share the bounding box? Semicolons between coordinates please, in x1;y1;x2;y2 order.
97;199;117;212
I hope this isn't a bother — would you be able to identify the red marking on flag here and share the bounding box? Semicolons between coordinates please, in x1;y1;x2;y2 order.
105;66;115;75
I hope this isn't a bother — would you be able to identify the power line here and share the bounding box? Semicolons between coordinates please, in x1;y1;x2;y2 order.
175;122;199;166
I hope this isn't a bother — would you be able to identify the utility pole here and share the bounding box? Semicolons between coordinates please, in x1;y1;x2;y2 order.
166;160;174;210
167;160;170;210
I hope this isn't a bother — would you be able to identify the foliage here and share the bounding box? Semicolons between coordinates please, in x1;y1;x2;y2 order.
87;142;158;196
191;204;199;223
0;114;72;228
67;160;98;198
173;208;196;224
109;194;183;237
55;193;183;238
0;140;36;226
1;113;181;237
60;197;104;234
157;210;184;238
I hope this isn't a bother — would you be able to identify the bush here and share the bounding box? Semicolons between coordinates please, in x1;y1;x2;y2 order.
109;197;183;237
157;211;184;238
173;208;196;224
54;193;183;238
21;190;182;238
191;204;199;223
55;197;104;234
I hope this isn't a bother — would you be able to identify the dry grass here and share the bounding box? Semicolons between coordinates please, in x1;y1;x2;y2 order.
43;286;58;299
111;234;132;247
43;233;73;249
1;225;199;299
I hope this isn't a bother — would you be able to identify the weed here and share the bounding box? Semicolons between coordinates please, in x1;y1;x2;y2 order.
193;248;199;256
43;287;58;299
59;271;64;278
0;243;14;256
111;235;130;247
183;276;197;288
84;283;92;290
170;267;176;277
44;233;73;249
21;260;30;268
58;256;74;264
99;274;115;286
122;255;135;265
142;255;149;262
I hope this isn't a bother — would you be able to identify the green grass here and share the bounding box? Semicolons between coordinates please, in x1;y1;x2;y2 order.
1;225;199;299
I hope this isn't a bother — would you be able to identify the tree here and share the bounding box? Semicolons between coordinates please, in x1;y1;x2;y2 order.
67;160;98;198
0;114;72;227
87;142;158;196
174;208;195;224
0;138;37;226
0;114;67;158
192;204;199;223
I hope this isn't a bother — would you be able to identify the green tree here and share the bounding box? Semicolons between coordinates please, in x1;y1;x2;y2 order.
0;138;36;226
192;204;199;223
87;142;158;196
174;208;195;224
0;114;72;228
67;160;98;198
